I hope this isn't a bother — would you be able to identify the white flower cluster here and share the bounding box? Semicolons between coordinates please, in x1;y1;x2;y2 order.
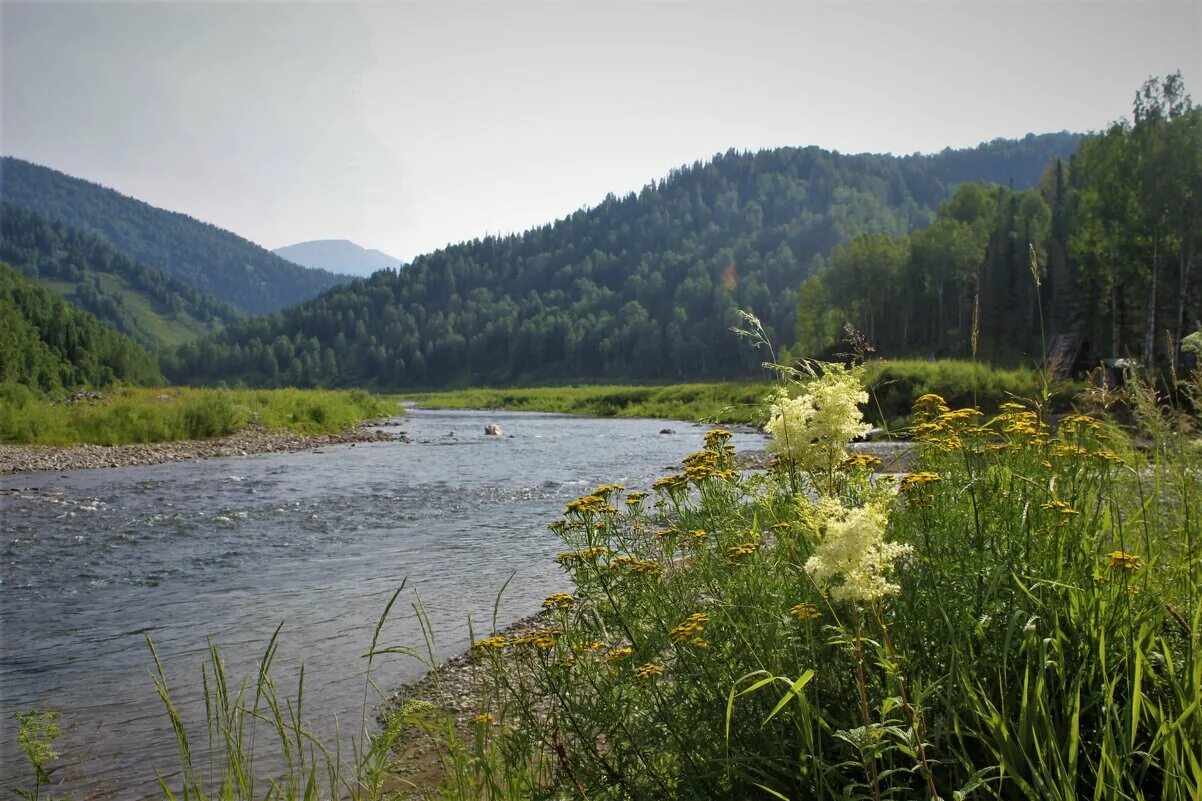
804;498;913;603
764;364;872;474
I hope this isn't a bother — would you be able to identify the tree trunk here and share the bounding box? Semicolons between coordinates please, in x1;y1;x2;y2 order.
1177;241;1193;360
1144;235;1158;368
1111;262;1120;361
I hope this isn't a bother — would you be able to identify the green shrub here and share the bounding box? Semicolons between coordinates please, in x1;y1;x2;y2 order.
181;391;247;439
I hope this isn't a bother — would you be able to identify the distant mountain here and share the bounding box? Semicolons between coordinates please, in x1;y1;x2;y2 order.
0;158;351;314
170;132;1083;389
274;239;403;277
0;204;243;350
0;262;162;392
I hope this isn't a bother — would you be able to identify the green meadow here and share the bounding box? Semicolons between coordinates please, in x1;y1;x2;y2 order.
0;385;401;446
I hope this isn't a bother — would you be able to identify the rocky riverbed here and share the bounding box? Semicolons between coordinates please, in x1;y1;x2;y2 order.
0;422;404;473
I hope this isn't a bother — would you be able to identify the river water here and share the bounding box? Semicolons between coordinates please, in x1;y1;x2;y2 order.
0;408;764;797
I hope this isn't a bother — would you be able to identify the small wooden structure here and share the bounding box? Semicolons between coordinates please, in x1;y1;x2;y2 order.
1045;334;1090;380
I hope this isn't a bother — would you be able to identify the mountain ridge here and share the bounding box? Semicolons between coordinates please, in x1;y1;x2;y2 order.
0;157;352;314
273;239;403;277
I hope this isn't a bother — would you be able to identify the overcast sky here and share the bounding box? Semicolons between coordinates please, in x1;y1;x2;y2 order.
2;1;1198;262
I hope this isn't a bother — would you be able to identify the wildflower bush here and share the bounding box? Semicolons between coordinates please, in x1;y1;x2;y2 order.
446;363;1201;800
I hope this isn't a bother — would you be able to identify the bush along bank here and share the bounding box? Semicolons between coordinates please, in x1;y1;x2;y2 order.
409;362;1199;800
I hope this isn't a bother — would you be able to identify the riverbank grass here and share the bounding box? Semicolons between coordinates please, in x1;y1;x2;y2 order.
408;359;1058;427
0;385;400;445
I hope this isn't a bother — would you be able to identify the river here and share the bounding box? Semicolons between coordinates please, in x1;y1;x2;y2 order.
0;408;764;797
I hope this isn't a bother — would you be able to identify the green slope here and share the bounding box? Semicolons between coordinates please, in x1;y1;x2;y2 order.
169;133;1082;389
0;262;162;393
1;204;242;350
0;158;350;314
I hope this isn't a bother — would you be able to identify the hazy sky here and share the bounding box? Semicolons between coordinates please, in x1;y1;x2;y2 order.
2;1;1199;262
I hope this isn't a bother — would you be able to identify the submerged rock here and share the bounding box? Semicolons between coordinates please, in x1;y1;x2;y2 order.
484;424;503;436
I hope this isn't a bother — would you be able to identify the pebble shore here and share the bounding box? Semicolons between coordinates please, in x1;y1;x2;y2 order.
0;422;402;474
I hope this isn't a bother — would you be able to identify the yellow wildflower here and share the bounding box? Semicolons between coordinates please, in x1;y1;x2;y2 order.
789;603;822;621
670;612;710;642
633;662;665;682
653;473;689;492
901;472;942;491
1107;551;1141;570
605;646;633;663
472;713;495;725
725;542;758;558
704;428;734;448
542;592;575;611
913;393;951;422
471;635;508;652
625;491;649;507
842;453;883;472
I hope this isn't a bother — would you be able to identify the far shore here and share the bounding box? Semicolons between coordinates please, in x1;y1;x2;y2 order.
0;421;406;474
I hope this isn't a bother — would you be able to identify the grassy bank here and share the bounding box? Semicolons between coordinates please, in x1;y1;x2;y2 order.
408;382;773;424
0;385;401;446
410;359;1061;428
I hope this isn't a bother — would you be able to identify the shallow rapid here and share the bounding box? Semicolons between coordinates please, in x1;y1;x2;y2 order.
0;408;763;797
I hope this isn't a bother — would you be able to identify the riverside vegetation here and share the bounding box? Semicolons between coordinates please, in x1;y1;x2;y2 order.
0;385;399;446
409;360;1054;428
12;350;1198;800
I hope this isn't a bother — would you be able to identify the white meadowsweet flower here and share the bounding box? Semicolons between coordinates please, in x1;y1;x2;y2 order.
764;364;871;474
804;498;912;604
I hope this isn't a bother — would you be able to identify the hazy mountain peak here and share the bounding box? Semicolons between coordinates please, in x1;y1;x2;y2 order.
274;239;404;277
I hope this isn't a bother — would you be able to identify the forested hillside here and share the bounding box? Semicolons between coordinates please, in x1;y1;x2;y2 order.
167;132;1080;388
0;158;349;314
0;263;162;392
0;204;242;350
798;74;1201;367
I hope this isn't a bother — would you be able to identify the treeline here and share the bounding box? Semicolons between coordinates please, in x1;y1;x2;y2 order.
0;204;242;350
797;74;1201;366
166;133;1079;388
0;157;349;314
0;263;162;393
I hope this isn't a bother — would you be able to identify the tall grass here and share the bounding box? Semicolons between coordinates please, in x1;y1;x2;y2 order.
0;385;400;445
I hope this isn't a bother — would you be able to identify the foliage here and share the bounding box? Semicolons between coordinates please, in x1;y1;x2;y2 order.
0;385;399;445
0;203;242;349
1071;72;1202;368
436;367;1200;801
162;135;1080;388
0;262;163;393
798;73;1201;368
10;709;62;801
0;158;349;315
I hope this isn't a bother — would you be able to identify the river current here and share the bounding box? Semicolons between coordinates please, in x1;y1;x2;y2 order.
0;408;764;797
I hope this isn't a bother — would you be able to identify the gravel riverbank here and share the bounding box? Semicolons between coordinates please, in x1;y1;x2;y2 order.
0;422;404;474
